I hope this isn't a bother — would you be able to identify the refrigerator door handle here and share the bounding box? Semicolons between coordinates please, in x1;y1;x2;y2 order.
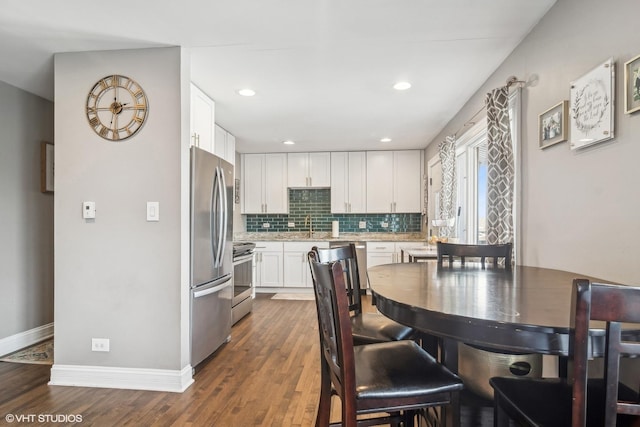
210;167;220;267
218;165;228;267
193;274;232;298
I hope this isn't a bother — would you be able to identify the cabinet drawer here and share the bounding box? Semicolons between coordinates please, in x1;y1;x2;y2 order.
283;241;328;252
366;242;395;252
254;242;283;252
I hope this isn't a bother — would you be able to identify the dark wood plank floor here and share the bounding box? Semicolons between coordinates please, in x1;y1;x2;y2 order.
0;295;493;426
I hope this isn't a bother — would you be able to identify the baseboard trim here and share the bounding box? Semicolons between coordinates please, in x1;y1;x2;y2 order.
49;364;194;393
0;323;54;357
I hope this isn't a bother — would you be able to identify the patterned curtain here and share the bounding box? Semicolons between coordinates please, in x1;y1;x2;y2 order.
438;135;456;238
485;87;514;245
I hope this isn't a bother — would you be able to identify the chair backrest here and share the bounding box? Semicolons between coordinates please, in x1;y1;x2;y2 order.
570;279;640;426
436;242;512;269
308;252;357;419
312;244;363;315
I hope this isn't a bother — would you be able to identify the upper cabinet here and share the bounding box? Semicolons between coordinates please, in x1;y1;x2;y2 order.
331;152;366;213
214;124;236;165
366;150;422;213
241;153;288;214
287;152;331;188
190;84;215;153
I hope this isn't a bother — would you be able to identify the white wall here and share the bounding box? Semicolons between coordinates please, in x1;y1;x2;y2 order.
426;0;640;285
53;47;191;386
0;81;54;344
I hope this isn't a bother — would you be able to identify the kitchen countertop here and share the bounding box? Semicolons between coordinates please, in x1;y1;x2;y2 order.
233;231;426;242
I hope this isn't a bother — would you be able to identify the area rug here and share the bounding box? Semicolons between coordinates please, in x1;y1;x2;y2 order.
0;339;54;365
271;293;315;301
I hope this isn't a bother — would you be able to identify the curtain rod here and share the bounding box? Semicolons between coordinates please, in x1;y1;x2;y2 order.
452;76;525;137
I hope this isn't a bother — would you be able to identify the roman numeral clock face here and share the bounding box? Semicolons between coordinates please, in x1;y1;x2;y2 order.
86;75;149;141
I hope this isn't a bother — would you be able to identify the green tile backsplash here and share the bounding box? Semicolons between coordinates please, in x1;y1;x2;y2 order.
245;189;423;233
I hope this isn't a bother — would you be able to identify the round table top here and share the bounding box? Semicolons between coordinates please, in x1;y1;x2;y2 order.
367;262;613;356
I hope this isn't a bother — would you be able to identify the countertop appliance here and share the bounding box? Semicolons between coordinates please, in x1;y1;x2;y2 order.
190;146;234;367
232;242;255;324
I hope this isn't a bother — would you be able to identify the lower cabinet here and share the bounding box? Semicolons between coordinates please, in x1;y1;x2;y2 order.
367;241;427;266
254;242;284;288
283;242;328;288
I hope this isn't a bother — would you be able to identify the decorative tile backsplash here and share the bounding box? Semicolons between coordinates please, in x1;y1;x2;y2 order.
245;189;423;233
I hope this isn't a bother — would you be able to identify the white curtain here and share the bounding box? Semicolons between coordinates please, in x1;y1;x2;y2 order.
438;135;457;238
485;87;514;245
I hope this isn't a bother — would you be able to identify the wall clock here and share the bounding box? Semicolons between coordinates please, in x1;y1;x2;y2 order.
86;74;149;141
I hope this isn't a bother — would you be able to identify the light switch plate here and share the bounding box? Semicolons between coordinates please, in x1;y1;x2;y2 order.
381;221;389;228
288;222;295;228
146;202;159;221
83;201;96;219
358;221;367;229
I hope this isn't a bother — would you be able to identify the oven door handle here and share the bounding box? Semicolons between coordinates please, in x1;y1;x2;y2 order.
233;253;254;264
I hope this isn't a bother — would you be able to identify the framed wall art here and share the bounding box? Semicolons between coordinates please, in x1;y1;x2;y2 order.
538;100;568;149
624;54;640;114
40;141;54;193
569;57;615;150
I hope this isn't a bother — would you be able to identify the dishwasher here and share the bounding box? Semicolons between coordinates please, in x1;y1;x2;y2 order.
329;241;368;291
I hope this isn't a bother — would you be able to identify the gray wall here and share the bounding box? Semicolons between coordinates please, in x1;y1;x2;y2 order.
0;81;54;340
54;47;191;370
426;0;640;285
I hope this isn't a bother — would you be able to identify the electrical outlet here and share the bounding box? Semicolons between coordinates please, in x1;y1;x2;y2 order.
91;338;110;352
288;222;295;228
358;221;367;229
381;221;389;228
262;223;270;228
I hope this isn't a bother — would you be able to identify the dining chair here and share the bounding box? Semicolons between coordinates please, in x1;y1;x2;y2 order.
436;242;512;269
490;279;640;427
308;252;464;427
312;244;415;346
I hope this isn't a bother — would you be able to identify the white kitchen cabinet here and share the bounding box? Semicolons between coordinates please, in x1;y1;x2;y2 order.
367;241;425;266
366;151;422;213
283;241;328;288
190;84;215;153
214;124;236;165
331;151;366;213
241;153;288;214
287;152;331;188
254;242;284;288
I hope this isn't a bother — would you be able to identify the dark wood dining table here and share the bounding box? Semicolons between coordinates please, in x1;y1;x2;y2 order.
367;262;637;373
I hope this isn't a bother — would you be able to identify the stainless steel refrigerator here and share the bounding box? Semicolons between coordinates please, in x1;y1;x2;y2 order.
190;146;234;367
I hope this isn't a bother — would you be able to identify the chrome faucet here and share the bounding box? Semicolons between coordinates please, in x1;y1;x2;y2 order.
305;215;313;238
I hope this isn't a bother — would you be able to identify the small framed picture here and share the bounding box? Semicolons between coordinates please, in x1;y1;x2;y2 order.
538;100;568;149
624;54;640;114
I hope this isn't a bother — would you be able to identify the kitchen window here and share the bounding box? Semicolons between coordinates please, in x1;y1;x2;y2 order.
430;89;521;256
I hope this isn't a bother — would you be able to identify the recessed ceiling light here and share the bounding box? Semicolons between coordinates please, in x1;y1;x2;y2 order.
380;137;392;143
393;81;411;91
237;88;256;97
282;140;295;145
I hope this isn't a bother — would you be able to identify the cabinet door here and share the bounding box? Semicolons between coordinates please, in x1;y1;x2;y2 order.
242;154;264;214
213;124;227;160
283;252;306;288
366;151;394;213
367;252;395;268
330;152;348;213
347;152;367;213
225;132;236;165
190;85;215;153
264;154;288;213
308;152;331;187
258;251;284;287
394;150;422;213
287;153;308;188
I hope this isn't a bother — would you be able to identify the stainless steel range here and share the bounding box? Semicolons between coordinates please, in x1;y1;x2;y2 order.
232;242;255;324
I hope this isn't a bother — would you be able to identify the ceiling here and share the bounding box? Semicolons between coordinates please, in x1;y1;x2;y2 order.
0;0;555;153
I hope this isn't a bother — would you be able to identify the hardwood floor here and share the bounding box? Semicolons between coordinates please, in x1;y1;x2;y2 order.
0;295;492;426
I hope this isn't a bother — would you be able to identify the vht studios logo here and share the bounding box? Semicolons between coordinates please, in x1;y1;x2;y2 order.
5;413;83;423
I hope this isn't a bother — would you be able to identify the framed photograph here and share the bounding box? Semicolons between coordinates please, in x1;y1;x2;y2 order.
569;58;615;150
538;100;568;149
40;141;54;193
624;54;640;114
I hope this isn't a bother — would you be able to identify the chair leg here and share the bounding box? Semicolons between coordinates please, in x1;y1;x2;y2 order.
316;361;332;427
444;392;461;427
493;394;510;427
